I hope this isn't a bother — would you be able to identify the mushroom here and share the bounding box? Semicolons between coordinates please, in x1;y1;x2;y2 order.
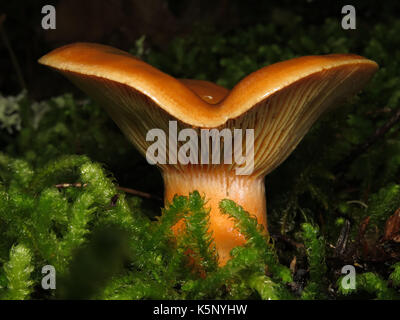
39;43;378;265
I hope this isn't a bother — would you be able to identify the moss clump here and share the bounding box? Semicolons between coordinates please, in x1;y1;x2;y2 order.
1;244;34;300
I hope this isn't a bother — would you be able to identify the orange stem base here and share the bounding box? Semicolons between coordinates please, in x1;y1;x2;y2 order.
163;168;267;266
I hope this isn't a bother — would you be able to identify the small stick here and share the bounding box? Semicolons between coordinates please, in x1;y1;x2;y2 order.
55;183;87;188
335;219;351;256
116;186;162;202
54;182;162;202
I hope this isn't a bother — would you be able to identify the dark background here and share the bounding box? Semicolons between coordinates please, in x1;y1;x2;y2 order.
1;0;399;206
1;0;398;99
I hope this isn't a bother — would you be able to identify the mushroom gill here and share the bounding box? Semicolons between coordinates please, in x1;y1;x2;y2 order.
39;42;378;265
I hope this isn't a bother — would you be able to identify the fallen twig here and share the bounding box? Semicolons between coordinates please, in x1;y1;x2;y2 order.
54;183;162;202
55;183;87;188
116;186;162;202
335;219;351;256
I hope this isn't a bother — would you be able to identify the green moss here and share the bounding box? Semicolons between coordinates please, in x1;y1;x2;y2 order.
1;244;34;300
390;263;400;287
338;272;399;300
300;223;327;299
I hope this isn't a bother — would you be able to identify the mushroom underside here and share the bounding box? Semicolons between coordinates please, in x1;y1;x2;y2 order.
38;43;378;265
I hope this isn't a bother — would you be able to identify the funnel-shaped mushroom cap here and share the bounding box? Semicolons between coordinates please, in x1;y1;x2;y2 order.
39;43;378;265
39;42;377;177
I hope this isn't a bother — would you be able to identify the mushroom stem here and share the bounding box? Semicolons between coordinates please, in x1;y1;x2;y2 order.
164;168;267;266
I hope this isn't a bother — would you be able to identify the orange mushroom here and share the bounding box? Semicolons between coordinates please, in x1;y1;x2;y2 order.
39;43;378;265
